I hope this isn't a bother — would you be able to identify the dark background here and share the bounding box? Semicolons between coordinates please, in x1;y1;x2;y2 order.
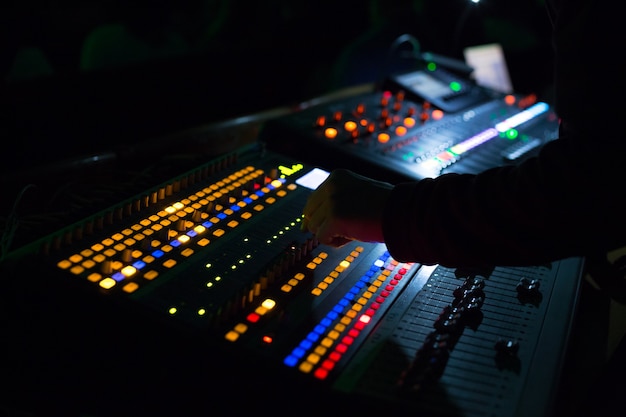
1;0;553;173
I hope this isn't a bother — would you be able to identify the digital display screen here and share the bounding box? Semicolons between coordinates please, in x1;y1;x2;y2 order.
296;168;330;190
395;71;452;100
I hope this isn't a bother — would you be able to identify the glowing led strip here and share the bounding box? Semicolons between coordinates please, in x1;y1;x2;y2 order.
418;102;550;174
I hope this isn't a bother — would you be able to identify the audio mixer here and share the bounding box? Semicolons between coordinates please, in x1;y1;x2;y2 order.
1;142;583;417
259;88;559;183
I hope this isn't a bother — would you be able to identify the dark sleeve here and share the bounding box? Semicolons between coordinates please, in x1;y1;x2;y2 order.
382;131;626;267
382;0;626;268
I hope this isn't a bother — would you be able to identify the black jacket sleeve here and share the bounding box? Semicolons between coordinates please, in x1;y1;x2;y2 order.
382;0;626;268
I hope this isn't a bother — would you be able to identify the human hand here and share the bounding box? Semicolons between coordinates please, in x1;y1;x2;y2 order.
301;168;393;247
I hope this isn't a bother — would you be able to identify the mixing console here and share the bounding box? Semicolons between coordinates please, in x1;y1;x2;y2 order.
2;142;583;416
260;89;559;182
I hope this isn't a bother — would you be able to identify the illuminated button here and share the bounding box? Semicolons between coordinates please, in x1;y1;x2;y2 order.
377;133;390;143
432;109;444;120
87;272;102;282
123;282;139;293
99;277;116;289
344;120;358;132
163;259;177;268
57;259;72;270
225;331;240;342
144;270;158;280
324;127;338;139
395;125;407;136
121;265;137;277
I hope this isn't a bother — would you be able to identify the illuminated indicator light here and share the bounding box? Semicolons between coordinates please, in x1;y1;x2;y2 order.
344;120;357;131
87;273;101;282
121;265;137;277
314;346;328;357
225;331;240;342
431;109;444;120
144;270;158;280
69;254;83;263
506;129;519;139
348;329;359;338
283;284;295;293
262;335;273;344
99;277;116;289
306;262;317;269
177;234;191;244
495;102;549;131
246;312;260;323
335;343;348;354
168;307;177;315
57;260;72;269
427;62;437;71
324;127;338;139
300;362;315;374
505;95;516;105
163;259;176;268
377;132;391;143
321;359;337;372
395;125;407;136
197;309;206;316
123;282;139;293
306;353;321;365
234;323;248;333
354;321;365;331
404;117;416;128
